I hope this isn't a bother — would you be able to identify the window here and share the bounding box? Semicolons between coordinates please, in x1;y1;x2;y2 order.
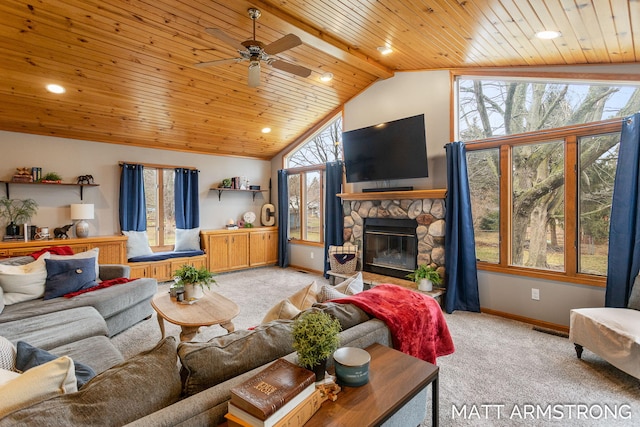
283;113;342;244
143;167;175;249
457;74;639;284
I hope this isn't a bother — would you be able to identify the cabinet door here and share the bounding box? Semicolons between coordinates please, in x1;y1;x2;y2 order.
249;231;267;267
228;233;249;270
151;263;173;282
265;230;279;264
208;235;230;272
129;264;150;279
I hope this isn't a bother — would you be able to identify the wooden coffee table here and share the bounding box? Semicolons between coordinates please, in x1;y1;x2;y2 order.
151;291;240;341
306;343;439;427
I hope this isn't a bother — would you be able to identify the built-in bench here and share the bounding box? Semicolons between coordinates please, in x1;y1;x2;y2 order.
327;270;446;307
127;250;207;282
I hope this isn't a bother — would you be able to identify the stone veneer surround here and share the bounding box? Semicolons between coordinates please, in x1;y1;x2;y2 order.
342;197;446;277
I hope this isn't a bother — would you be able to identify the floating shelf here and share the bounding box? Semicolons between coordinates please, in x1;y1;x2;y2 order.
0;181;100;200
210;187;266;201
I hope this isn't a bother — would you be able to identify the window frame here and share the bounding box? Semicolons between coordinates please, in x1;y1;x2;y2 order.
466;118;622;287
286;164;326;247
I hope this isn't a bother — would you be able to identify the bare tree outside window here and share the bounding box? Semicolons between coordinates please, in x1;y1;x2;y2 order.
287;116;342;168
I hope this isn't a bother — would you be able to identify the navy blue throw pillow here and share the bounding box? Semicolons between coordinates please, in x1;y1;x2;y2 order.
15;341;97;388
44;257;98;300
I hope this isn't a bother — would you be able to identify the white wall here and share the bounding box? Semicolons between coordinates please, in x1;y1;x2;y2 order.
0;131;271;237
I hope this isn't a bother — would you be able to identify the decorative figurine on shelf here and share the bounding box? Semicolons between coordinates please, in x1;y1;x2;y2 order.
221;178;232;188
12;167;33;183
77;174;94;185
54;224;73;239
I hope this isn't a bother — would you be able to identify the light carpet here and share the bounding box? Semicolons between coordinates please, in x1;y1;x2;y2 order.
111;267;640;426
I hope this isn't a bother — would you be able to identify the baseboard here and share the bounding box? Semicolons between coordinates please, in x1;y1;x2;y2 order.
480;307;569;334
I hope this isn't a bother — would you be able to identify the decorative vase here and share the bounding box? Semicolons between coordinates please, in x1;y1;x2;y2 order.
184;284;204;301
311;358;328;382
418;278;433;292
5;222;19;236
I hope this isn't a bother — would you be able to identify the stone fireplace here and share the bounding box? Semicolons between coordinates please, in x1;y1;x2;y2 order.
340;191;446;279
363;218;418;278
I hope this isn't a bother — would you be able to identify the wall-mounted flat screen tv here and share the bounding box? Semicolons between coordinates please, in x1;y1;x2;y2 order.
342;114;428;183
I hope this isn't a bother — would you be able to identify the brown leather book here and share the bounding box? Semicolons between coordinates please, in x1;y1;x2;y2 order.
230;358;316;421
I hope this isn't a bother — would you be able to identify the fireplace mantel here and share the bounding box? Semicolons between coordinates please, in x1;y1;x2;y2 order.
337;189;447;201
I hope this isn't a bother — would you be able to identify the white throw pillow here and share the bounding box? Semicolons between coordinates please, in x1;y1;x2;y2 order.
122;230;154;259
0;356;77;417
0;337;16;372
0;253;50;305
318;272;364;302
50;248;100;282
0;368;20;386
174;228;201;252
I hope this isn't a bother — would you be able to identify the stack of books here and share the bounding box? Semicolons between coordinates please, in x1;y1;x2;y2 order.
226;358;322;427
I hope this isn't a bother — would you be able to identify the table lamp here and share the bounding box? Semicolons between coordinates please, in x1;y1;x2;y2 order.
70;203;94;238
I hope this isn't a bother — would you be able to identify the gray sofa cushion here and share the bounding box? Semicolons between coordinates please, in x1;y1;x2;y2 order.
0;337;181;427
50;336;124;375
0;306;108;350
178;320;295;396
302;302;371;330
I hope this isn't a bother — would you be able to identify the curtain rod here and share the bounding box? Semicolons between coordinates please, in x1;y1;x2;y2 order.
118;161;197;171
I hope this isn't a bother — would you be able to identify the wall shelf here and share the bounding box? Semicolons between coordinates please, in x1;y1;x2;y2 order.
210;187;265;201
0;181;100;200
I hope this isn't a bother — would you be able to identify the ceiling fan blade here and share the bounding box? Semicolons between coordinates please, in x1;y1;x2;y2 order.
194;58;244;68
205;28;247;52
270;60;312;78
248;62;261;87
263;34;302;55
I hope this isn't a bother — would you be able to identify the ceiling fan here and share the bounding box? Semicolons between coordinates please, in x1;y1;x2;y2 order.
195;8;312;87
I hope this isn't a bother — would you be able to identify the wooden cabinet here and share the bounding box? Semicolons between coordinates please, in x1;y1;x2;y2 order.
201;227;278;273
127;254;207;282
249;229;279;267
0;235;127;263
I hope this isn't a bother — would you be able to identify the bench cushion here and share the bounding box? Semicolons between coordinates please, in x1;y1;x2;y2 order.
570;307;640;379
128;250;205;263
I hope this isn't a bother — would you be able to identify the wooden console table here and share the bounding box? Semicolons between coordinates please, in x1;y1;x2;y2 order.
0;235;127;264
306;343;439;426
327;270;445;306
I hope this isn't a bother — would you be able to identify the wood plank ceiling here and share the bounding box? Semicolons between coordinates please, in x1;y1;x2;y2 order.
0;1;638;160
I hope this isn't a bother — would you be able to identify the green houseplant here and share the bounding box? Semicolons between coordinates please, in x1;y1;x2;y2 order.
292;311;341;381
406;264;442;292
0;198;38;236
173;264;216;301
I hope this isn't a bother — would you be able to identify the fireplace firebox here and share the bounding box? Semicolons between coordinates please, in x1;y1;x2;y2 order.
363;218;418;279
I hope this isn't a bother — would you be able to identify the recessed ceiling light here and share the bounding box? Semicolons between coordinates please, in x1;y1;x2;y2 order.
46;84;66;94
261;127;271;134
320;72;333;82
377;46;393;55
535;30;561;40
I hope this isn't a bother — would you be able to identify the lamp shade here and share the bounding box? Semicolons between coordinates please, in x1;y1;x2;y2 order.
70;204;94;220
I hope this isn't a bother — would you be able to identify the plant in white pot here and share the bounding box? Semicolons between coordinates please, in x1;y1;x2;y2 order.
173;264;216;302
0;198;38;236
406;264;442;292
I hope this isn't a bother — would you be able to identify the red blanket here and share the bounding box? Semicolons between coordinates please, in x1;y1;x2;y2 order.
330;284;455;364
64;278;134;298
30;246;75;259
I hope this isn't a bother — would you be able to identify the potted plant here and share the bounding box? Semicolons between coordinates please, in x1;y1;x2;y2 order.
292;311;341;381
40;172;63;183
173;264;216;302
406;264;442;292
0;198;38;236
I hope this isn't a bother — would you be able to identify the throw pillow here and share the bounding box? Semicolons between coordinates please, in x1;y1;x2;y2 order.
318;284;349;301
122;230;154;259
0;338;181;425
174;228;201;251
0;253;50;305
318;272;364;303
50;248;100;282
44;258;98;300
0;356;77;418
289;281;321;310
0;337;16;372
0;287;3;314
0;368;20;386
15;341;96;389
261;299;301;324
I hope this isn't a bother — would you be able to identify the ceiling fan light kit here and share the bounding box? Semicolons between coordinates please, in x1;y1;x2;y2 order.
196;8;313;87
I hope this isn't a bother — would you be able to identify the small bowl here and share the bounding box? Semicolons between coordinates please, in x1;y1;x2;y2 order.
333;347;371;387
